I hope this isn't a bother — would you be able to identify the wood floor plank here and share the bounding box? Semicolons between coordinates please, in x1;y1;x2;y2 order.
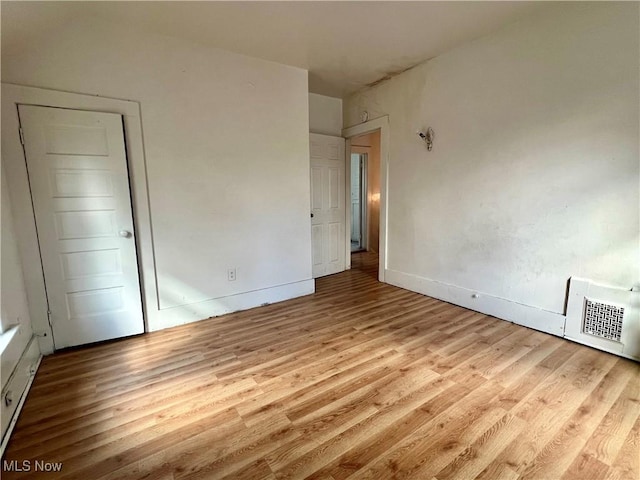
516;358;634;479
313;381;470;480
477;351;630;480
606;417;640;480
433;411;526;479
2;252;638;480
580;363;640;467
561;453;610;480
343;381;506;480
271;362;450;479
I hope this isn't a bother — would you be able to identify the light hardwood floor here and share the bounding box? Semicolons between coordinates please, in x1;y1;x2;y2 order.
3;252;639;479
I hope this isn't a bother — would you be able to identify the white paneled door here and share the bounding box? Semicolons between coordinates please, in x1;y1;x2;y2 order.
18;105;144;349
310;133;346;278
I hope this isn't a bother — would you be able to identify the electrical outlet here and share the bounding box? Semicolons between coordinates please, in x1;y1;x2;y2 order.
227;268;236;281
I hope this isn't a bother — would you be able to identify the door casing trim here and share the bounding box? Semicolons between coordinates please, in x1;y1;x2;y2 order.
2;83;154;354
343;116;389;283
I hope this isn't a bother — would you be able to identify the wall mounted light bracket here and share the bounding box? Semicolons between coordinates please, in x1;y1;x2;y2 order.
417;127;434;151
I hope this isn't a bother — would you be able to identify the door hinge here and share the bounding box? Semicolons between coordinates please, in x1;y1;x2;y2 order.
47;309;52;325
19;127;25;145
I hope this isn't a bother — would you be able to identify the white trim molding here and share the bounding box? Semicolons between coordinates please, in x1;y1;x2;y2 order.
150;279;314;331
343;115;390;283
385;268;566;337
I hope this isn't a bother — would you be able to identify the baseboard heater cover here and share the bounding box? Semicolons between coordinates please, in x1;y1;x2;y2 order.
565;278;639;361
1;336;42;457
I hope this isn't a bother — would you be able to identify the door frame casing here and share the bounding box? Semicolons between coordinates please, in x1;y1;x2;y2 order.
343;116;389;282
2;84;154;354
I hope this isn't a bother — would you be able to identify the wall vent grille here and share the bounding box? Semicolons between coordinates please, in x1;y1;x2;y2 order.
582;298;624;342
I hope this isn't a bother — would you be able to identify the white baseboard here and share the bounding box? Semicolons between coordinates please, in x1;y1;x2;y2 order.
384;269;566;337
149;279;315;331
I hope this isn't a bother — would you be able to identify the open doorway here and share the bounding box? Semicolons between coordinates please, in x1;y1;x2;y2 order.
343;115;388;282
349;130;381;257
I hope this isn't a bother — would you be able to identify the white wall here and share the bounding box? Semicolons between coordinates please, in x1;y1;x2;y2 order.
0;173;30;333
0;178;40;446
345;3;639;319
0;172;31;334
1;169;35;388
2;16;314;337
309;93;343;136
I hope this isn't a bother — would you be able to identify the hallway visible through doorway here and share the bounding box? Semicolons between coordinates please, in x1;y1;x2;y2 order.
349;130;381;263
350;152;366;252
350;250;378;280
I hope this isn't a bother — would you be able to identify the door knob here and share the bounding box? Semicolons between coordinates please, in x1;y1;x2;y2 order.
310;213;314;218
119;230;132;238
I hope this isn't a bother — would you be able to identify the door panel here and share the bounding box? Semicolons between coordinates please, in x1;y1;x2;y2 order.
18;105;144;349
62;248;121;277
329;167;339;208
311;225;323;267
55;210;117;239
44;124;110;156
310;166;323;209
328;222;340;262
310;134;346;278
50;169;114;197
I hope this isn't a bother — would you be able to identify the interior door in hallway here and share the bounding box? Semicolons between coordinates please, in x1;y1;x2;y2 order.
351;153;361;244
18;105;144;349
310;133;346;278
